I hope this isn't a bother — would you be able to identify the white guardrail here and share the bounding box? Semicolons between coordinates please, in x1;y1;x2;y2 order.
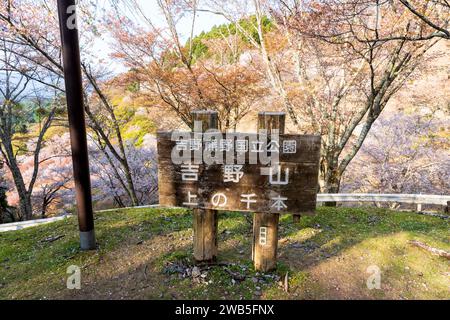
1;194;448;232
317;193;450;211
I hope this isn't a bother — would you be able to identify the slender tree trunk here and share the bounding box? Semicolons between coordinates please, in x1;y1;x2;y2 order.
0;185;5;224
120;158;139;206
5;149;33;220
83;65;142;207
41;197;48;218
96;140;135;205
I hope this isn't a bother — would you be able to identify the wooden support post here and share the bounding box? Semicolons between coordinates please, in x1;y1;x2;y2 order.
252;112;285;272
193;207;218;263
252;212;280;271
445;201;449;214
192;110;219;263
256;112;302;223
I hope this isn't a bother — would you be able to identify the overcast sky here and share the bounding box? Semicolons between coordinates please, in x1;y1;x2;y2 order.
137;0;228;41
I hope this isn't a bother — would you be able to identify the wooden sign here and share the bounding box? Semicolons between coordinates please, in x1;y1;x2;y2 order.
157;131;321;215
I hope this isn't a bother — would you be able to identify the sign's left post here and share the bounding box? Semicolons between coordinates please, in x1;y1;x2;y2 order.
192;111;219;263
57;0;96;250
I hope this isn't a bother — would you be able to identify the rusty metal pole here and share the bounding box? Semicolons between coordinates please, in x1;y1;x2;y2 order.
57;0;95;250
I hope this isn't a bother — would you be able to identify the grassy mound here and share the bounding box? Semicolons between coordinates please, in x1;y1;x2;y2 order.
0;207;448;300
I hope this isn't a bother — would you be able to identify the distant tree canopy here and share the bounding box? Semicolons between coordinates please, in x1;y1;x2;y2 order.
188;15;274;61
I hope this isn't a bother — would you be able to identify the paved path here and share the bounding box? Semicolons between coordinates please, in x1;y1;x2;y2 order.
0;215;70;232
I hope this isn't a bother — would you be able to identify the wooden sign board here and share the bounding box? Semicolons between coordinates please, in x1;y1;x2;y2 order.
157;131;321;215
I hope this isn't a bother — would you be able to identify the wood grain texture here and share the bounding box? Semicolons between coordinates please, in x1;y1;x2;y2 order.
193;209;218;263
253;112;283;272
156;132;321;215
252;212;280;271
191;111;219;263
156;111;322;270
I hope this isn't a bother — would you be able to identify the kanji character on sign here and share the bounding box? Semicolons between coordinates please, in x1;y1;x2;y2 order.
271;195;288;211
259;227;267;245
241;193;257;209
268;165;289;185
283;140;297;153
205;140;219;151
211;193;227;207
223;165;244;183
189;138;202;151
183;191;198;206
267;140;280;152
235;139;248;153
181;164;199;181
251;141;265;153
220;139;233;152
176;139;188;151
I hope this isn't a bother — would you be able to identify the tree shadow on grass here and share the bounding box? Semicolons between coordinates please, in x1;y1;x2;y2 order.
273;207;450;299
3;206;448;299
278;206;449;267
78;207;448;299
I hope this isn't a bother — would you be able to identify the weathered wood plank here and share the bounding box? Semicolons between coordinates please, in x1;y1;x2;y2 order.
191;111;219;264
156;131;321;164
253;112;283;272
252;212;280;271
156;131;321;215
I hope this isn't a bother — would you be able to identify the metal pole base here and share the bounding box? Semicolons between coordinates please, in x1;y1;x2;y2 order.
79;230;96;250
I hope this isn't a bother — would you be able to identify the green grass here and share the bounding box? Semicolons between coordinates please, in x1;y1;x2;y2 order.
0;207;449;300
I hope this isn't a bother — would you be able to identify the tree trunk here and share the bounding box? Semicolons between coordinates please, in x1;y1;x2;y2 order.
18;192;32;220
321;163;342;207
1;107;54;221
41;197;49;219
8;158;33;220
0;186;5;224
121;158;140;206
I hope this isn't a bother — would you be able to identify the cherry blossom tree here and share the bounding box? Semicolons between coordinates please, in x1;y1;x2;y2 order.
27;133;74;217
398;0;449;40
0;0;144;206
89;136;158;208
0;38;60;220
202;0;442;196
342;113;450;197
